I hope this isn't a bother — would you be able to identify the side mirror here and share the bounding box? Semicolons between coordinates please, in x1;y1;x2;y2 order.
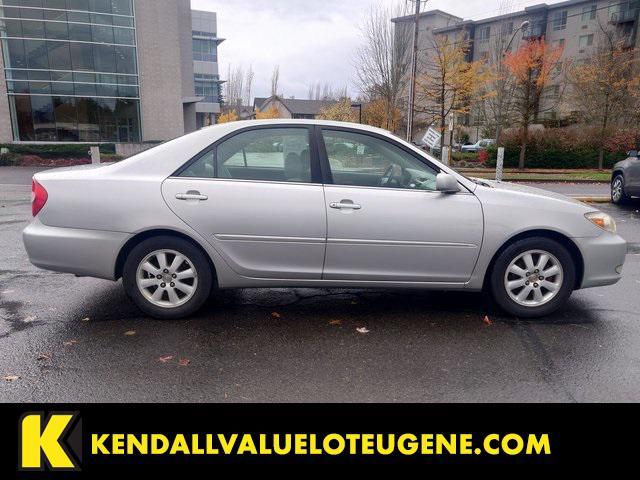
436;173;460;193
627;150;638;158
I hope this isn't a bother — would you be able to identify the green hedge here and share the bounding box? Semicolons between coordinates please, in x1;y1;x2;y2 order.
485;146;626;169
0;143;116;158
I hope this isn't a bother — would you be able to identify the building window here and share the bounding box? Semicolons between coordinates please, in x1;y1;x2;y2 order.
194;73;220;104
579;34;594;49
552;10;567;31
192;37;217;62
501;21;513;36
477;25;490;42
581;4;597;22
552;38;565;49
0;0;140;141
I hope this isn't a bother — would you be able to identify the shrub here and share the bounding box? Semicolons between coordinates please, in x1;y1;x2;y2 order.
485;127;633;169
0;143;115;158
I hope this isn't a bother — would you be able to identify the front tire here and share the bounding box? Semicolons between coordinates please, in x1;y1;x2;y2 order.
123;236;213;319
489;237;575;318
611;174;628;205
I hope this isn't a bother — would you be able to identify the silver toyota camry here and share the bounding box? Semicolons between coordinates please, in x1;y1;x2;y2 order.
23;120;626;319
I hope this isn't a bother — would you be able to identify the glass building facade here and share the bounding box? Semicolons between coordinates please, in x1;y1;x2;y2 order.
0;0;140;142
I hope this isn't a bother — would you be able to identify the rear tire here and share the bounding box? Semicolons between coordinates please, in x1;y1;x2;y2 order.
489;237;575;318
123;236;213;319
611;174;628;205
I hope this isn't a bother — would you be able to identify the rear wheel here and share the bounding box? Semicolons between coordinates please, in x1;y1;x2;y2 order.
489;237;575;318
611;174;628;204
123;236;213;319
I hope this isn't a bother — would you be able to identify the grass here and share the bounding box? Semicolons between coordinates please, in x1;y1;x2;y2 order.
457;168;612;182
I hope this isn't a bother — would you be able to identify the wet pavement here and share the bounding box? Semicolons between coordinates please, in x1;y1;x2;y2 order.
1;167;639;402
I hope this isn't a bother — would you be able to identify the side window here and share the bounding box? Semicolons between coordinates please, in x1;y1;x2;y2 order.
217;128;311;182
321;129;439;191
179;150;214;178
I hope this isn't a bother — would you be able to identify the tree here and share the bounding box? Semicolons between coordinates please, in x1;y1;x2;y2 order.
218;110;238;123
255;105;281;119
271;65;280;96
568;23;640;169
317;99;357;122
355;4;412;132
416;36;489;144
503;38;563;168
362;98;402;130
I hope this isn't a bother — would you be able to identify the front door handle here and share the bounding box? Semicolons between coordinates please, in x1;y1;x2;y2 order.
330;200;361;210
175;191;208;201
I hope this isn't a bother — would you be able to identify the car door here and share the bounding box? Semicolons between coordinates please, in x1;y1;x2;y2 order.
625;154;640;196
320;128;483;283
162;126;327;279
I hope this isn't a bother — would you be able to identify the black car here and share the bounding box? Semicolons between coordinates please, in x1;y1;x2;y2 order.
611;150;640;204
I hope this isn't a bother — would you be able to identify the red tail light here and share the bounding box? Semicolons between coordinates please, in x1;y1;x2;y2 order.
32;179;48;216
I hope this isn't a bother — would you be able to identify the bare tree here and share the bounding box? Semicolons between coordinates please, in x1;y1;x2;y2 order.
243;64;254;107
271;65;280;96
354;3;412;132
225;64;244;110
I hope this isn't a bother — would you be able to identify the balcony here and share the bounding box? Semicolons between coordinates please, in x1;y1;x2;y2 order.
609;3;639;23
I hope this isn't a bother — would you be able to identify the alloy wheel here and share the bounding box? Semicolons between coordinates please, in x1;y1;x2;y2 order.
504;249;563;307
136;249;198;308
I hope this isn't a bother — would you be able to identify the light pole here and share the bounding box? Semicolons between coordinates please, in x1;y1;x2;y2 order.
406;0;423;142
351;103;362;123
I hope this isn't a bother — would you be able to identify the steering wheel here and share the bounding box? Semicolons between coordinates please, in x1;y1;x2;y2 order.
379;164;404;187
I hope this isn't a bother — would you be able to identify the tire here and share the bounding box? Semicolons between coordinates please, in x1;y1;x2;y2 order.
611;174;628;205
489;237;575;318
123;235;213;319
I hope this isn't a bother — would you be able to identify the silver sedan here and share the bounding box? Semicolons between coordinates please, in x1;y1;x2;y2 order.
23;120;626;319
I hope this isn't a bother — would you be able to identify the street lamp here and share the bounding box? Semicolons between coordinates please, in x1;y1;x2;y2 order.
504;20;530;55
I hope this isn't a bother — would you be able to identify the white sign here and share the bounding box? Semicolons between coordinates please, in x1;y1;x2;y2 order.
422;127;441;148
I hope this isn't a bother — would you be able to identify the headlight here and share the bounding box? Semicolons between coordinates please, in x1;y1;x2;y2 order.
585;212;617;233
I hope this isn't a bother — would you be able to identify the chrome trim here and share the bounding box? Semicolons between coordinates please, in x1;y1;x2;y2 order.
327;238;478;248
215;234;325;244
168;176;323;187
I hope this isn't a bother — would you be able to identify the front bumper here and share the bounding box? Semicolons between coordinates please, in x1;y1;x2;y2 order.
575;232;627;289
23;218;131;280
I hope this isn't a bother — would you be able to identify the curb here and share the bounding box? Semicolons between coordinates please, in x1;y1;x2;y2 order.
570;196;610;203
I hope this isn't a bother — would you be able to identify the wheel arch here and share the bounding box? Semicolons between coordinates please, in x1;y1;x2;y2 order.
114;228;217;282
482;229;584;290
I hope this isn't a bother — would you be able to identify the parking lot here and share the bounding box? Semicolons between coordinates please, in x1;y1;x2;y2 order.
1;167;639;402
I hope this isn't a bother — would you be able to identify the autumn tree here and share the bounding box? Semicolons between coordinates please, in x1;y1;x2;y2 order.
317;99;357;122
568;23;640;169
355;4;412;132
255;105;281;119
362;98;402;130
416;36;488;144
503;38;563;168
218;110;238;124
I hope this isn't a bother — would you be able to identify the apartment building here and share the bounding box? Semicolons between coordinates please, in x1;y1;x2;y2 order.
393;1;640;140
0;0;224;144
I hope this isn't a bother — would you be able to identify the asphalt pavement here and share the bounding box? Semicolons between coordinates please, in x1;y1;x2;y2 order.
1;166;639;402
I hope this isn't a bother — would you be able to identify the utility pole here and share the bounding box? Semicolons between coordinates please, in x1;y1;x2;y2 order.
406;0;422;142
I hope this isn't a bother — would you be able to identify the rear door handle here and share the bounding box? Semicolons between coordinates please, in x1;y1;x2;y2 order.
175;191;208;201
330;201;361;210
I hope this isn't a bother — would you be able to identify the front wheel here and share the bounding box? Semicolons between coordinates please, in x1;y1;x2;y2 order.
123;236;213;319
489;237;575;318
611;174;628;205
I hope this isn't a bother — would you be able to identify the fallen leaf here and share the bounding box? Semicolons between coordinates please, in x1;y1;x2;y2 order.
350;300;358;305
328;319;342;326
81;317;90;322
483;315;493;326
356;327;370;334
178;358;190;366
124;330;136;336
23;315;36;323
36;352;51;361
271;312;281;318
63;339;77;346
158;355;174;363
3;375;19;382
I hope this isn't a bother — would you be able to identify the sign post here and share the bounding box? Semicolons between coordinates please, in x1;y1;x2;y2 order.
496;147;505;181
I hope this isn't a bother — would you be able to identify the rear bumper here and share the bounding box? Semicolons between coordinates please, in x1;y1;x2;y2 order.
23;218;130;280
575;232;627;289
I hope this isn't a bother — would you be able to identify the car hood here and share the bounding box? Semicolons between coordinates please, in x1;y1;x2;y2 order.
473;178;587;206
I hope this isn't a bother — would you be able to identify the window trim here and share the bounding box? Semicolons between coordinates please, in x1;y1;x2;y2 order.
316;126;443;189
172;124;323;184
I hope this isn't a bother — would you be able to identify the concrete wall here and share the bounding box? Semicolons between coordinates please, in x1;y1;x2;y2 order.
135;0;191;142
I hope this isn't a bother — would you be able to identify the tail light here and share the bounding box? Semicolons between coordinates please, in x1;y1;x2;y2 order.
32;179;48;216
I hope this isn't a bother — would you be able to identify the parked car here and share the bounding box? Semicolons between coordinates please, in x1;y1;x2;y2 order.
611;150;640;204
24;120;626;319
461;139;495;153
